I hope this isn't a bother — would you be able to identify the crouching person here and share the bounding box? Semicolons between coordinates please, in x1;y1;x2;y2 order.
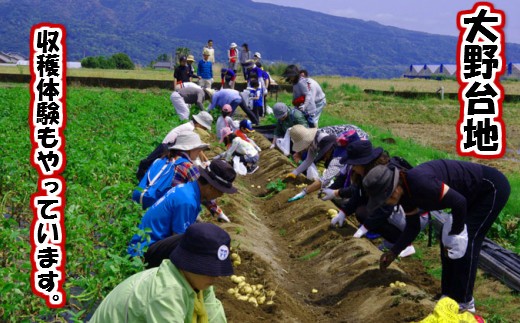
128;159;238;268
220;127;260;174
90;223;233;323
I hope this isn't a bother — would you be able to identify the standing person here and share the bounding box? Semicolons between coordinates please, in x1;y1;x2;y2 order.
207;89;259;125
128;159;238;267
220;68;236;89
270;102;309;150
246;78;263;122
253;52;262;64
239;43;252;79
197;50;213;89
363;160;510;313
228;42;238;72
203;39;215;63
173;56;192;89
90;223;233;323
283;65;326;128
186;55;196;78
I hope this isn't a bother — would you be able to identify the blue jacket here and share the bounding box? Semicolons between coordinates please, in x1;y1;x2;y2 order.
128;181;202;256
197;60;213;79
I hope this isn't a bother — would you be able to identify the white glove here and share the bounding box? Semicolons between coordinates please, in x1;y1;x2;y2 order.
217;211;231;223
320;188;337;201
353;225;369;238
288;190;306;202
269;143;275;149
441;217;468;259
330;210;346;227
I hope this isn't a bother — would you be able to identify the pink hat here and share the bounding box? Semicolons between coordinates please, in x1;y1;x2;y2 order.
222;104;232;113
219;127;233;143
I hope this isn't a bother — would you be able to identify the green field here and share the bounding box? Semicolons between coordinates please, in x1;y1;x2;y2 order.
1;78;519;321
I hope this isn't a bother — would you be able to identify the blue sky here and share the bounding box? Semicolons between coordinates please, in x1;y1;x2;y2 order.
254;0;519;44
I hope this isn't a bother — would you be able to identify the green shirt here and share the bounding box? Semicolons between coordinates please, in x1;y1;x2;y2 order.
89;260;227;323
274;108;309;137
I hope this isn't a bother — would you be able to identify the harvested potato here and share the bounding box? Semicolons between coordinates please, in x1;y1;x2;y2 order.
257;295;266;304
311;288;318;294
266;300;274;305
248;297;259;307
266;290;276;297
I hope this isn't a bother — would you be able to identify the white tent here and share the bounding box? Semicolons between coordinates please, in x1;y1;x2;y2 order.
509;63;520;78
439;64;457;76
420;64;440;76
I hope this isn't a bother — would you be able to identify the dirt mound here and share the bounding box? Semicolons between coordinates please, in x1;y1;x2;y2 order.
208;132;436;322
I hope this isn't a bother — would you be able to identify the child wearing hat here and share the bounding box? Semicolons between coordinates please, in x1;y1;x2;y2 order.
91;223;233;322
128;159;238;268
215;104;239;141
236;119;261;152
219;127;260;174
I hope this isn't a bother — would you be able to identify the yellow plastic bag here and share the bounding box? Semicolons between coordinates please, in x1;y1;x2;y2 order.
416;297;479;323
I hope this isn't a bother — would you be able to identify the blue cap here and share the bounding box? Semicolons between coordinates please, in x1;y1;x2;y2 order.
239;119;254;132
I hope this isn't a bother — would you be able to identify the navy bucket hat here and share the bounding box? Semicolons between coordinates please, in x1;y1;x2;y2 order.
169;223;234;277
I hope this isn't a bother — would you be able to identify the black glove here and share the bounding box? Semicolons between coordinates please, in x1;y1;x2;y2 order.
379;250;396;271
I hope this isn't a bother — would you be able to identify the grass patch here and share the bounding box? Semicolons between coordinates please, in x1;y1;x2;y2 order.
299;248;321;261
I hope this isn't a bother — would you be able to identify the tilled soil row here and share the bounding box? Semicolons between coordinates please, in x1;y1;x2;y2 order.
211;132;436;323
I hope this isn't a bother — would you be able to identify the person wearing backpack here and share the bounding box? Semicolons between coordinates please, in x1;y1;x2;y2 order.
128;159;238;268
136;111;214;182
132;132;209;209
133;132;230;220
320;139;418;258
270;102;308;150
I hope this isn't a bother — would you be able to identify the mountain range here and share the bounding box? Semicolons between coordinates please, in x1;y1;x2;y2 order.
2;0;520;78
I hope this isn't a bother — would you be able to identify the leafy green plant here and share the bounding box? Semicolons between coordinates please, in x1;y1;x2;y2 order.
266;179;286;193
